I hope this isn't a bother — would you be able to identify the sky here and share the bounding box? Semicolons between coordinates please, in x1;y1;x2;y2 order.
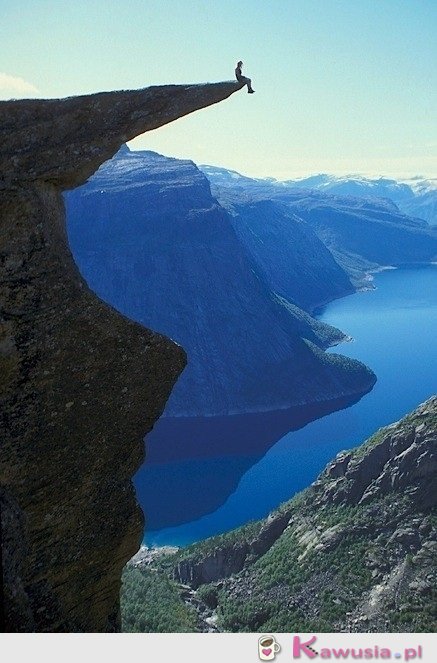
1;0;436;178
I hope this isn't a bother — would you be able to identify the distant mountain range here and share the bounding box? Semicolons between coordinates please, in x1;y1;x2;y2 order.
201;166;437;227
201;166;437;288
65;149;437;418
65;147;375;417
287;174;437;227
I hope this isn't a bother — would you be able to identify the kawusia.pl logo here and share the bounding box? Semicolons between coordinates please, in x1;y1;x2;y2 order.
258;634;281;660
292;635;423;660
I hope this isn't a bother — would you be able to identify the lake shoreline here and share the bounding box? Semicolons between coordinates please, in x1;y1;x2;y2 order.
139;265;437;547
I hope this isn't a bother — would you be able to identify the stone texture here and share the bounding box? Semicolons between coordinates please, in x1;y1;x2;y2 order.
172;511;292;588
0;81;243;631
315;398;437;509
140;398;436;633
1;82;244;189
174;543;251;589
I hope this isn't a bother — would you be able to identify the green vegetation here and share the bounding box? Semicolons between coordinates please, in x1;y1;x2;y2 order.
141;520;264;582
121;399;436;634
385;547;437;633
121;566;198;632
169;519;262;565
196;583;219;609
216;510;375;632
387;593;437;633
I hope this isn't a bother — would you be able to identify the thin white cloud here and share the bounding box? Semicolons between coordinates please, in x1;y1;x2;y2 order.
0;72;39;95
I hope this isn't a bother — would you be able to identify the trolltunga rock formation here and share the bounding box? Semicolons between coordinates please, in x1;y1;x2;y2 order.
0;81;244;632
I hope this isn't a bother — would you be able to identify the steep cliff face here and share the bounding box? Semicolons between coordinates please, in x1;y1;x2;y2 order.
202;164;437;287
220;196;355;313
124;397;437;633
190;398;437;632
0;82;243;631
65;147;375;417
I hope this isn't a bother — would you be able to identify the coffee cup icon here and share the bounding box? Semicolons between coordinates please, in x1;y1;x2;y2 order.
258;635;281;660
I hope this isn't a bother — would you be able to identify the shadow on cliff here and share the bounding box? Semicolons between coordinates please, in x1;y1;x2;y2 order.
135;392;366;531
0;81;245;632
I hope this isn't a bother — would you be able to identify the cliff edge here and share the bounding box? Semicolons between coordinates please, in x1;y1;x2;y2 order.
0;81;243;631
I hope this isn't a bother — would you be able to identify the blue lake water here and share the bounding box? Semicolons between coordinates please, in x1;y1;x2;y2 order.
137;265;437;547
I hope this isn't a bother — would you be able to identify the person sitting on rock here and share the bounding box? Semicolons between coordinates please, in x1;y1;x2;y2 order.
235;61;255;93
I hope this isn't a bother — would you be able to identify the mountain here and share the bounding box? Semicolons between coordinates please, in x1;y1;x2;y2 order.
286;174;418;201
398;180;437;227
122;396;437;633
275;192;437;286
66;147;375;418
287;174;437;227
201;168;437;225
219;197;355;313
201;166;437;286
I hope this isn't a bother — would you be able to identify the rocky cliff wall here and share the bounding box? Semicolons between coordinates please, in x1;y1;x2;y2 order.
217;399;437;631
131;397;437;633
0;82;243;631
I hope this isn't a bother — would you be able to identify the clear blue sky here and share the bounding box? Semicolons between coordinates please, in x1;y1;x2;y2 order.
1;0;436;178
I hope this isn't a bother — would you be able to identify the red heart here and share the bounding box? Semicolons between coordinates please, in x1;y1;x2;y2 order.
262;649;272;657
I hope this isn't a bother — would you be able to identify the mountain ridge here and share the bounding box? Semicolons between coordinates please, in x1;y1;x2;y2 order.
66;147;376;417
200;165;437;226
202;165;437;288
122;396;437;633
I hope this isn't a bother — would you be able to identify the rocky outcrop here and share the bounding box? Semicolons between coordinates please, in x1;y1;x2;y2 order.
314;400;437;509
0;81;243;631
1;83;243;189
174;543;251;588
172;511;292;588
131;398;437;633
218;397;437;633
